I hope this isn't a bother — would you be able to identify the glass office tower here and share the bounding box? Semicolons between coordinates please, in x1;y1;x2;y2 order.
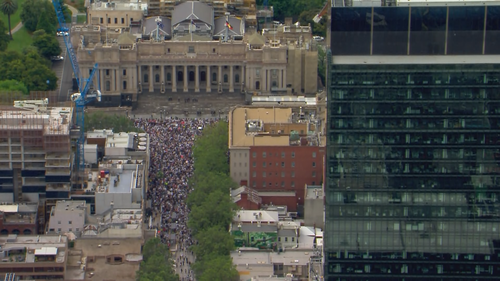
325;4;500;281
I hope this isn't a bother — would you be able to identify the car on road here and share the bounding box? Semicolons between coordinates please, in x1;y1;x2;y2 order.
50;56;64;61
57;31;69;36
313;36;324;42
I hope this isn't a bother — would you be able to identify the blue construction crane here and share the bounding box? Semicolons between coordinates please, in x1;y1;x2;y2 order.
52;0;101;178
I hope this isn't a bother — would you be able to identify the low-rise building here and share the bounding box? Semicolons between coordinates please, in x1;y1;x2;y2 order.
46;200;86;236
0;203;38;236
65;238;142;281
229;99;326;207
71;131;149;215
0;234;68;280
232;210;279;249
82;208;143;238
231;249;316;281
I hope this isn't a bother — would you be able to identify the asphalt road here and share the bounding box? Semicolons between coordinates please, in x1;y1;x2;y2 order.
51;35;74;103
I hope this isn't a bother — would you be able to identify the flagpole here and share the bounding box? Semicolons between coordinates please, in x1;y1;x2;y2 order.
224;12;230;42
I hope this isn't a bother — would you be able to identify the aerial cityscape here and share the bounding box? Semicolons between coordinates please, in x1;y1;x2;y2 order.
0;0;498;280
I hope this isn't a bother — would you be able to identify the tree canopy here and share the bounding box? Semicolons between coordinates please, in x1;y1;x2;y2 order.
0;79;28;94
84;111;143;133
186;121;240;281
32;33;61;58
21;0;57;32
136;238;178;281
0;50;58;91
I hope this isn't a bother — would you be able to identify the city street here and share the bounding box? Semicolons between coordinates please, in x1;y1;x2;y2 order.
51;35;74;103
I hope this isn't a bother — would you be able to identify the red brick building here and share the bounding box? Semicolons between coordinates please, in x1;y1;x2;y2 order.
229;104;326;207
249;146;324;205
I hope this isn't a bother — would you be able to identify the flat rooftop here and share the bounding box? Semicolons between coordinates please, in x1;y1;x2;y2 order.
54;200;86;211
0;235;67;264
229;105;325;148
231;249;313;266
305;186;323;199
0;203;38;224
72;238;142;280
90;0;146;11
0;103;72;135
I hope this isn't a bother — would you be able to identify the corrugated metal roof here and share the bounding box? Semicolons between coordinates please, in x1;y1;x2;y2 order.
0;205;18;213
172;1;213;27
34;247;58;256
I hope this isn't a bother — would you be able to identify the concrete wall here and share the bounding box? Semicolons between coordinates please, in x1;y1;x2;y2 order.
230;148;250;185
304;198;324;229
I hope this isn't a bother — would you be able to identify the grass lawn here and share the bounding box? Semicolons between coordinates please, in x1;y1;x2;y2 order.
7;26;32;52
0;0;26;31
76;14;87;24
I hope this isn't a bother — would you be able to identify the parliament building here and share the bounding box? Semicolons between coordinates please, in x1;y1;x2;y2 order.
71;0;318;107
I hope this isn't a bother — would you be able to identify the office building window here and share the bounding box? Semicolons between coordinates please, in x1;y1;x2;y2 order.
262;152;266;158
291;162;295;168
312;162;316;167
263;162;266;167
312;152;316;158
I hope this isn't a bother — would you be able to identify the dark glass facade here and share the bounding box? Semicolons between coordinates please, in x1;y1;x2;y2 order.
325;63;500;280
331;6;500;55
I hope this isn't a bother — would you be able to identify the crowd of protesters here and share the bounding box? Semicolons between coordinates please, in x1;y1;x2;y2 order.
135;117;218;280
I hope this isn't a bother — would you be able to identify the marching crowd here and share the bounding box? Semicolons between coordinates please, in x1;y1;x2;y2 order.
135;117;218;280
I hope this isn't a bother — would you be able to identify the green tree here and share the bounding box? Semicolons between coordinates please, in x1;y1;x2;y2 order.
21;0;57;32
192;255;239;281
22;62;58;91
188;189;237;235
0;0;17;39
36;13;55;35
32;33;61;58
192;226;235;260
136;238;178;281
298;9;327;37
0;20;9;51
192;121;230;175
0;79;28;94
187;171;236;209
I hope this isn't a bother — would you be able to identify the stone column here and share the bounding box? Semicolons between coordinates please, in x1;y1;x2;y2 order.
115;69;119;92
161;65;165;93
172;66;177;92
241;65;245;92
138;66;142;93
149;65;154;92
195;65;200;92
267;69;271;92
229;65;234;92
100;69;104;92
111;69;116;92
279;69;283;89
218;65;222;93
206;66;211;92
183;65;188;92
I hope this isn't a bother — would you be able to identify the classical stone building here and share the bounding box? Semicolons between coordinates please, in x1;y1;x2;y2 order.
72;0;317;107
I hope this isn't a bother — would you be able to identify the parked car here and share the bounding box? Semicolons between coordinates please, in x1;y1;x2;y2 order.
50;56;64;61
57;31;69;36
313;36;324;42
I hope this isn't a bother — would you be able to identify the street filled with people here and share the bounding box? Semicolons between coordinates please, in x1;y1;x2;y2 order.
135;117;218;281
